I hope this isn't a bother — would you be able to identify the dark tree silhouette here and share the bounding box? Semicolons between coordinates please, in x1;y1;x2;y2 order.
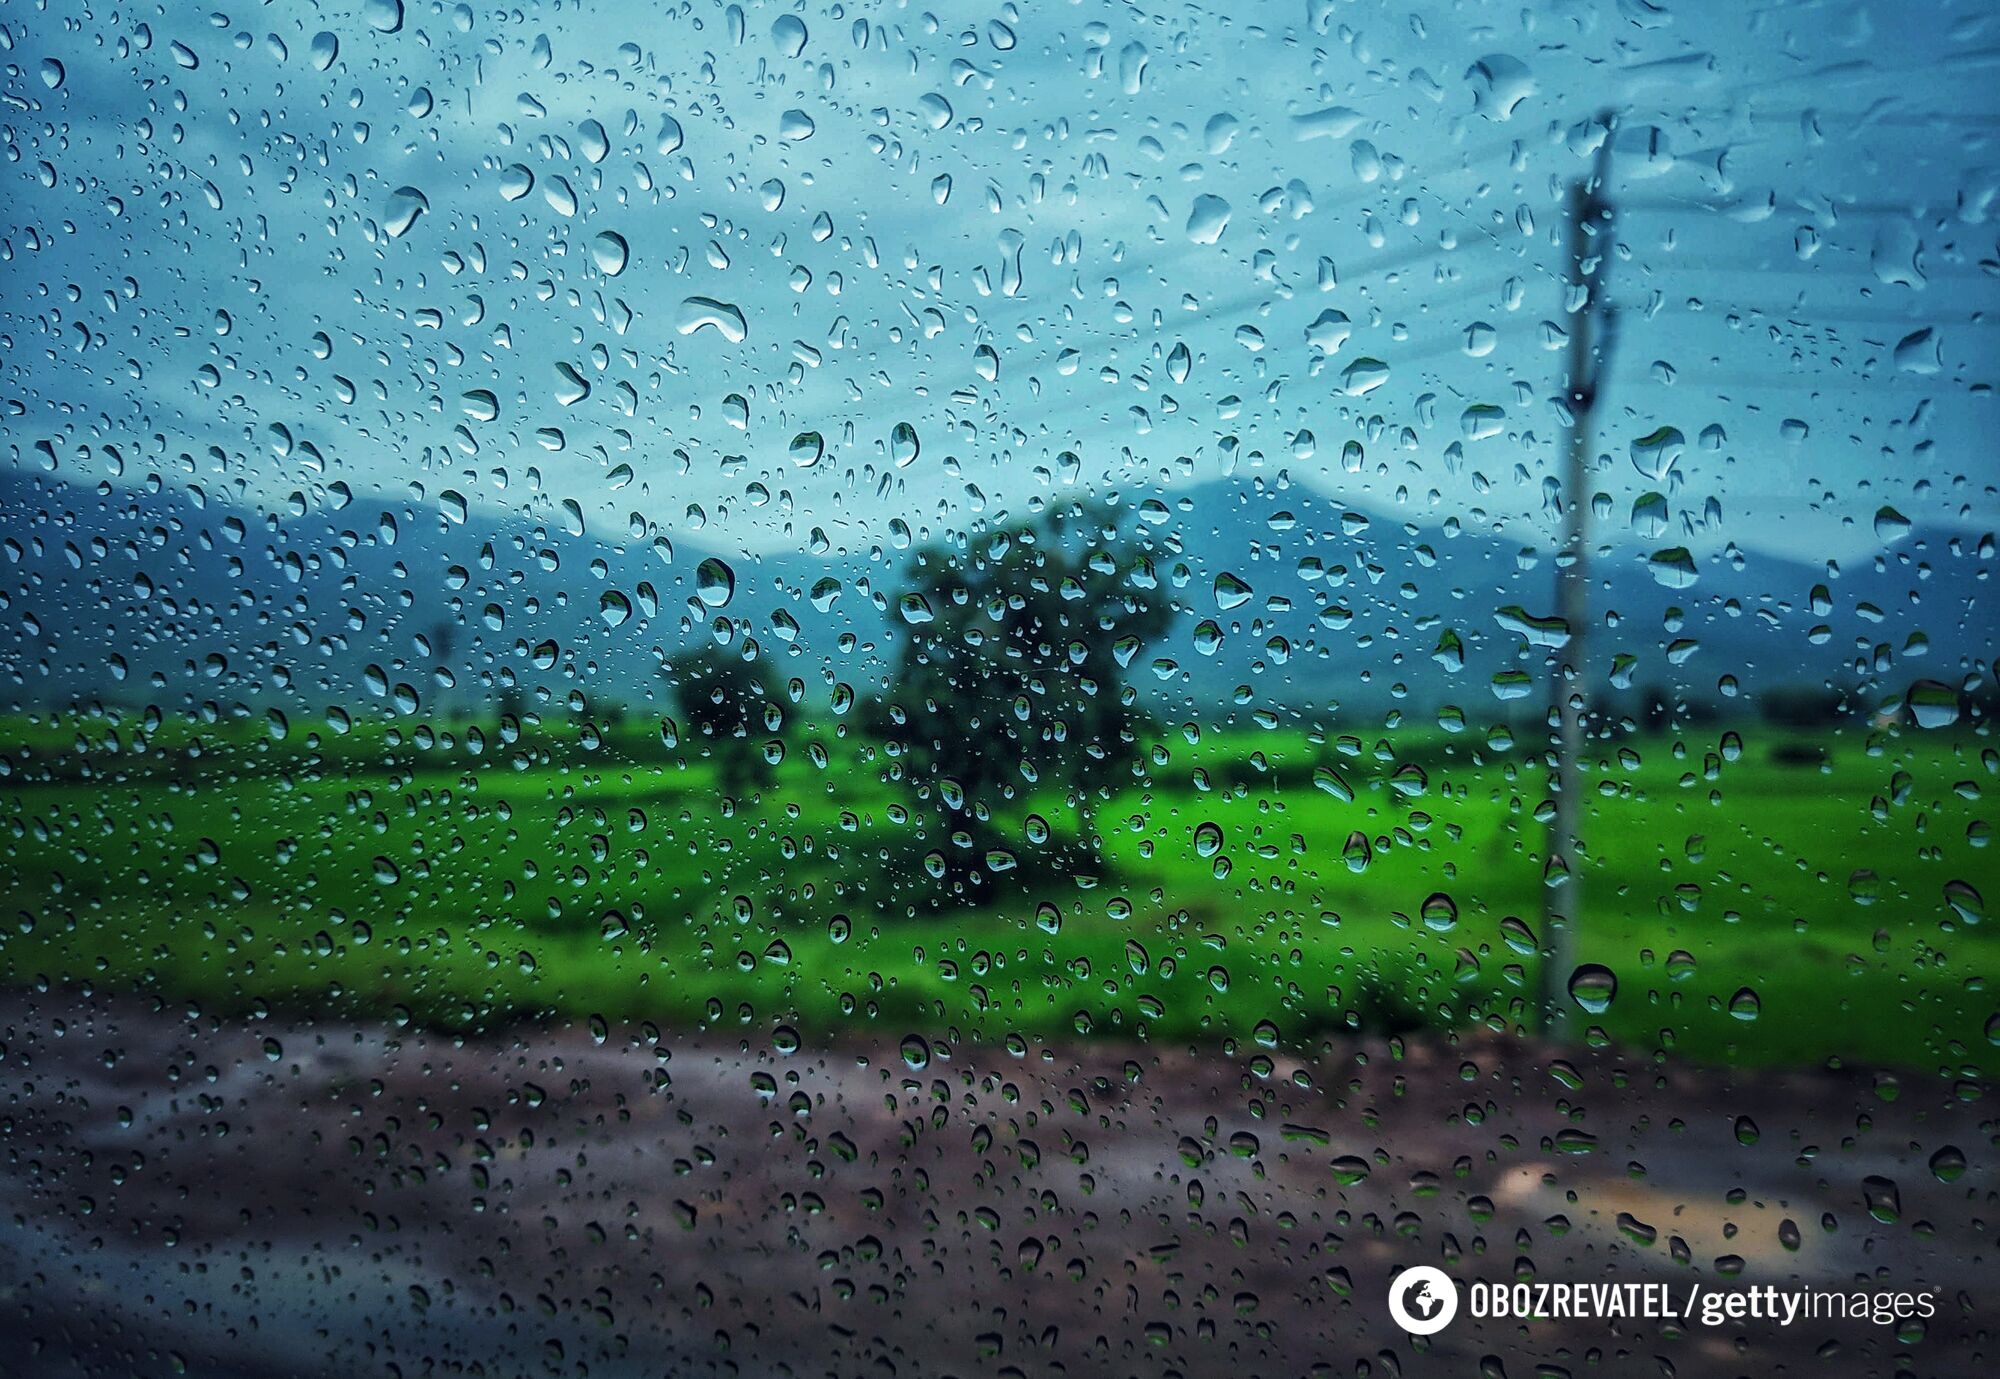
1759;681;1862;728
666;643;783;802
428;619;457;720
876;498;1170;891
495;681;524;733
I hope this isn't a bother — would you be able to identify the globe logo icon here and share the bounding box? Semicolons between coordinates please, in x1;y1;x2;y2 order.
1387;1266;1459;1335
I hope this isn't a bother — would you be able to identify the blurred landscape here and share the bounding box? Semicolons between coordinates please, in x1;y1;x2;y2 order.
5;571;1994;1073
5;448;1997;1076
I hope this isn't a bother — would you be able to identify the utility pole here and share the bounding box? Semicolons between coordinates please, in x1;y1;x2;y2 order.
1542;119;1617;1040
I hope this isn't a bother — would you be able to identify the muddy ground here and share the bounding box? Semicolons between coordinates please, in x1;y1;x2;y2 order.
0;988;1989;1378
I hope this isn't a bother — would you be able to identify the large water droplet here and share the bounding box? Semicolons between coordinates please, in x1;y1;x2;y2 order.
789;431;826;468
771;14;808;58
677;297;748;342
1630;426;1684;481
591;231;629;276
1567;964;1617;1015
384;186;429;238
1905;680;1960;728
1186;195;1231;244
1467;54;1535;120
694;558;735;608
1340;358;1390;395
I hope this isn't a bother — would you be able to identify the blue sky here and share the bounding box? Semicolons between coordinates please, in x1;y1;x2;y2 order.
4;0;1996;566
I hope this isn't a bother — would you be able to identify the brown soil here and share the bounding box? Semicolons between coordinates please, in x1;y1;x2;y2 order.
0;988;1988;1378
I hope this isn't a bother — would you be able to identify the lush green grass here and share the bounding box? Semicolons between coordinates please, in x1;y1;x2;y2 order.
2;712;1994;1072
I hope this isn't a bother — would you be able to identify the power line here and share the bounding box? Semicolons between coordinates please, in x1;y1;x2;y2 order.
1744;110;2000;126
1620;259;1996;281
1618;195;1970;218
1617;369;1990;394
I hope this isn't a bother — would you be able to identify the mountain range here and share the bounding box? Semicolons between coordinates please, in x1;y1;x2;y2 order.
2;465;1990;729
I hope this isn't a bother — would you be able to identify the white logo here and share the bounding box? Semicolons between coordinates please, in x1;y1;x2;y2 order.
1388;1266;1459;1335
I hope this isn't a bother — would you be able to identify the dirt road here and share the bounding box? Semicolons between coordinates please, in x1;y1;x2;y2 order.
0;989;1986;1377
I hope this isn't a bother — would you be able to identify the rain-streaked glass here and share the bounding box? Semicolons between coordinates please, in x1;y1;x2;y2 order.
2;0;1992;1373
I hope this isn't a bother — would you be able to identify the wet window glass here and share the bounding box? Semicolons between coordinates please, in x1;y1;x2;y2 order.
2;0;1993;1373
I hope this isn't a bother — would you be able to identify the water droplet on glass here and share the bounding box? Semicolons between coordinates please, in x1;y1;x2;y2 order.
1904;680;1960;728
677;297;748;342
384;186;429;238
1340;358;1390;396
789;431;826;468
1187;195;1231;244
1567;964;1617;1015
1630;426;1684;481
1213;572;1253;610
590;231;629;276
694;558;735;608
771;14;808;58
1467;54;1534;119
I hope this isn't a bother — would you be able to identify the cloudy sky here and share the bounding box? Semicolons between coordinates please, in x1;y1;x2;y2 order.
4;0;1997;566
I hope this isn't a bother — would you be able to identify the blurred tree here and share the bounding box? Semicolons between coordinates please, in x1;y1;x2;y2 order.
877;498;1170;891
1637;682;1672;734
428;618;457;721
666;643;783;801
1759;681;1861;728
496;681;524;733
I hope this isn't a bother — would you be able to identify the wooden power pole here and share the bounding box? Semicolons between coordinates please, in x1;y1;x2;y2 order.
1543;122;1617;1039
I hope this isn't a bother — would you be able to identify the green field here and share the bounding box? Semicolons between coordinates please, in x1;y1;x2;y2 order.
2;711;1994;1071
